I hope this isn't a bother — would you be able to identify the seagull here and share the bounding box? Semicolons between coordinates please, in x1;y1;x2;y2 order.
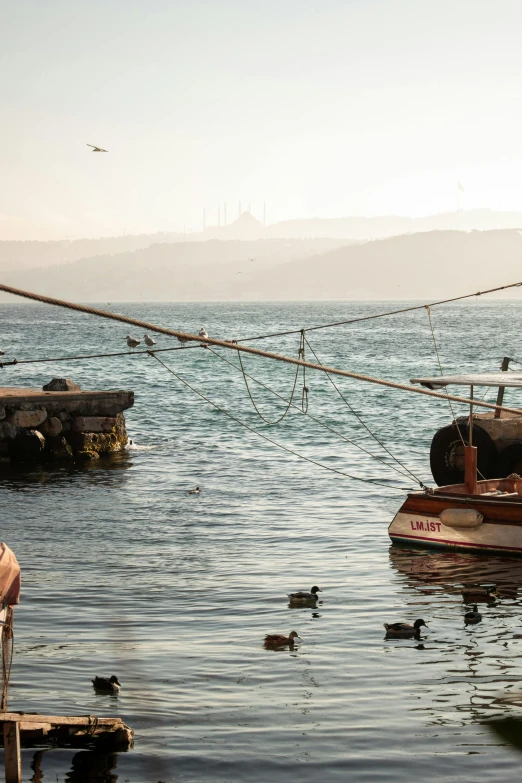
126;335;140;349
87;144;108;152
177;335;189;344
199;327;208;340
144;334;156;347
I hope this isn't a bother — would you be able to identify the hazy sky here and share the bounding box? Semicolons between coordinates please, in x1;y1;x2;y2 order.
2;0;522;239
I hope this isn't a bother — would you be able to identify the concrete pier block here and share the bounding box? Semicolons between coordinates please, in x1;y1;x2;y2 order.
42;378;81;392
8;410;47;428
71;416;116;433
0;422;16;439
0;381;132;465
40;417;63;437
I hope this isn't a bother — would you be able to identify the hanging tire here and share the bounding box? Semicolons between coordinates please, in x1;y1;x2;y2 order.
429;423;498;486
497;444;522;478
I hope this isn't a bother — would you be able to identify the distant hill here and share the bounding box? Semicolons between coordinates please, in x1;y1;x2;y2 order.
1;229;522;302
0;231;185;271
3;209;522;271
264;209;522;240
0;238;348;301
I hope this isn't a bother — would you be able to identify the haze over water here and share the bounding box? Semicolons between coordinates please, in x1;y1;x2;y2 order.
1;300;522;781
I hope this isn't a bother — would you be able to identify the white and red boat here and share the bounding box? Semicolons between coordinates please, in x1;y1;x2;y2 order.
389;372;522;556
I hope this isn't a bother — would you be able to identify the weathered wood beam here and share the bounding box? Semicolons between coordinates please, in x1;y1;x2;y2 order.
1;713;125;727
3;722;21;783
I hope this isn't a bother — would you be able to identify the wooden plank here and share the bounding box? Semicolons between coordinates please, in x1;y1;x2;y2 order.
1;713;125;727
3;721;21;783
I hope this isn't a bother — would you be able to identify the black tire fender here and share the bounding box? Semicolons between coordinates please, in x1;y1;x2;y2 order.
429;423;498;487
497;444;522;478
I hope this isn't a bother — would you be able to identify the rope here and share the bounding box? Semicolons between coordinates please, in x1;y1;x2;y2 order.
425;304;465;434
0;282;520;416
147;351;417;492
304;337;423;485
424;305;487;480
1;607;14;712
235;278;522;342
236;333;303;425
208;347;421;484
0;343;201;368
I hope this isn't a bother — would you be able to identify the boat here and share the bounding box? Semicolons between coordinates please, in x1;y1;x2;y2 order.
389;372;522;556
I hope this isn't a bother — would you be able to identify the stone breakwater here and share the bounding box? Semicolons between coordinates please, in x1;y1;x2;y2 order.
0;379;134;463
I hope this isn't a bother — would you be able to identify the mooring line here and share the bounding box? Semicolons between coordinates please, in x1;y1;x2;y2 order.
207;347;421;484
147;351;417;492
0;282;521;416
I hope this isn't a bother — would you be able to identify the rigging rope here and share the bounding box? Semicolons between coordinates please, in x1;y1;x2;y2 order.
235;278;522;342
0;343;200;368
1;607;14;711
424;305;487;480
0;282;520;416
208;347;421;484
304;336;423;485
235;332;304;425
147;351;417;492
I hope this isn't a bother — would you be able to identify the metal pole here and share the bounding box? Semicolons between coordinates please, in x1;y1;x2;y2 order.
494;356;511;418
469;384;474;446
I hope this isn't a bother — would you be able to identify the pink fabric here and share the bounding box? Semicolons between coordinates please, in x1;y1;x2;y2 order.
0;544;21;605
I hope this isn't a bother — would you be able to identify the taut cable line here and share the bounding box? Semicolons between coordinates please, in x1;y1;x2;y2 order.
235;278;522;342
1;281;522;416
148;351;416;492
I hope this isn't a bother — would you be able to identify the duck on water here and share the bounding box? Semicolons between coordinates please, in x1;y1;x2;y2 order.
384;619;428;638
288;586;322;604
92;675;121;693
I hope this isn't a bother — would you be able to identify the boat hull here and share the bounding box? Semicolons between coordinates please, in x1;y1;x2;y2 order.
389;488;522;556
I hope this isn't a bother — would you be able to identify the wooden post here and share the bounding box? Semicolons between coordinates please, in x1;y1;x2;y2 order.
3;721;21;783
494;357;511;418
465;446;478;495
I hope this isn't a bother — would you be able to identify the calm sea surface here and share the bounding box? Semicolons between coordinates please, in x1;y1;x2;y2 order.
2;300;522;782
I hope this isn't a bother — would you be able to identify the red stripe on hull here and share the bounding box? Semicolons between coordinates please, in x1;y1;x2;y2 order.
390;532;522;554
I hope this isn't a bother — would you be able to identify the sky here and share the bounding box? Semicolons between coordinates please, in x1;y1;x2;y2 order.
1;0;522;239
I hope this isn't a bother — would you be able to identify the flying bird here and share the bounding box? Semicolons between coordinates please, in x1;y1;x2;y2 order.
144;334;156;347
87;144;108;152
126;335;140;349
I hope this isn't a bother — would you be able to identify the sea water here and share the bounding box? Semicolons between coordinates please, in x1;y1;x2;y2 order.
1;300;522;782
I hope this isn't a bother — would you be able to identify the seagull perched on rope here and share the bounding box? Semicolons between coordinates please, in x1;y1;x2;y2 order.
144;334;156;347
198;327;209;348
87;144;108;152
126;335;140;349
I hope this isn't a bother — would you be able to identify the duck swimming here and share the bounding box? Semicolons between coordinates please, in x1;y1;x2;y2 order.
92;675;121;693
462;584;497;603
188;486;200;495
384;619;428;638
288;586;322;604
464;605;482;624
264;631;300;648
